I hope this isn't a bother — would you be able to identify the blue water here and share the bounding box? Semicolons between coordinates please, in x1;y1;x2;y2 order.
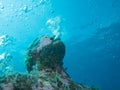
0;0;120;90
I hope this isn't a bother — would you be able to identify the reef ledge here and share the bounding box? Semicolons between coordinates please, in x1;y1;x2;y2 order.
0;36;95;90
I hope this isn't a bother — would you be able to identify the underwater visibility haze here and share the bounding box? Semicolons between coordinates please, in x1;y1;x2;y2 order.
0;0;120;90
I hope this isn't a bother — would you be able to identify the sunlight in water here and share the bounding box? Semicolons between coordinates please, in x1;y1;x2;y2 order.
0;0;64;75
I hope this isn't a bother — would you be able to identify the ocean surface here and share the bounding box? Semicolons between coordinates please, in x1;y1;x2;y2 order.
0;0;120;90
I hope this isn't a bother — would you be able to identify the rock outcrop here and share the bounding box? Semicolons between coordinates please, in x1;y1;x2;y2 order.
0;36;95;90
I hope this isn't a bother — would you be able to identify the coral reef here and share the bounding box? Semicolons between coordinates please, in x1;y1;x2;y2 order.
0;36;94;90
25;36;65;72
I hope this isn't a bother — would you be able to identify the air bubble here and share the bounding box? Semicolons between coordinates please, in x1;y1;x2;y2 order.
1;5;4;9
0;2;4;11
21;5;33;13
46;16;62;39
23;5;28;13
